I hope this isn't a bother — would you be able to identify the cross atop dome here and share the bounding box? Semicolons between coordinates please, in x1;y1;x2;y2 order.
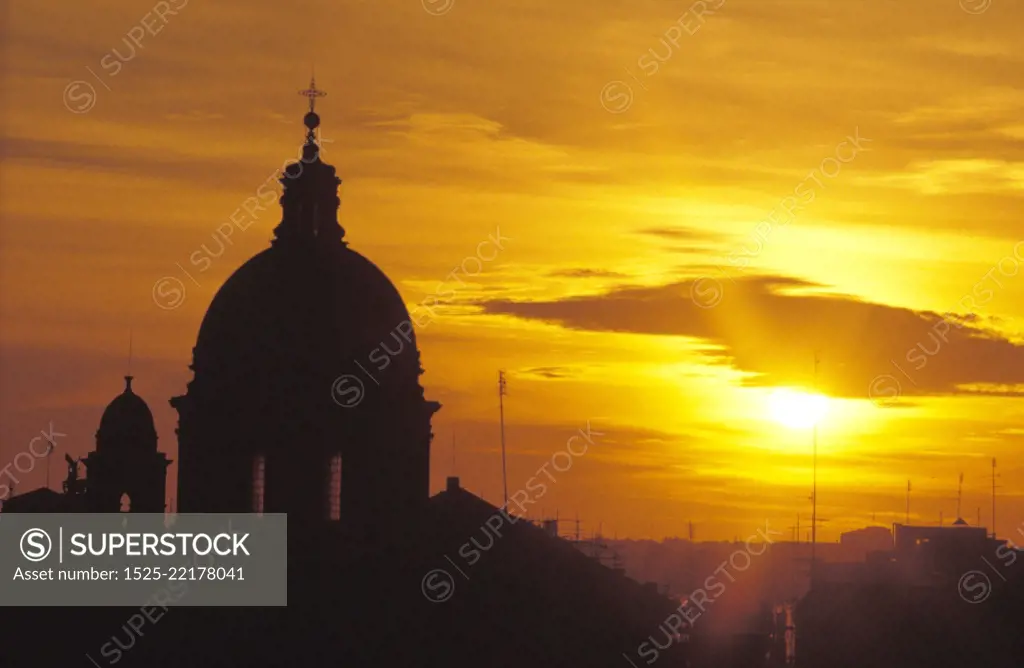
299;76;326;132
299;75;326;112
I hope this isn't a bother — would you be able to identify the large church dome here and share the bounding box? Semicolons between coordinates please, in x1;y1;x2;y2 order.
184;89;425;402
172;80;439;521
193;241;421;393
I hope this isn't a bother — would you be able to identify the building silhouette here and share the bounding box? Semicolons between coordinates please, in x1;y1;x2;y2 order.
4;84;1024;668
170;87;438;537
3;80;1023;668
0;83;683;668
800;519;1024;668
1;375;170;513
86;375;171;513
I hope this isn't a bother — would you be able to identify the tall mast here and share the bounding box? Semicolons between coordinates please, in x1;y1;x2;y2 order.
810;351;820;580
906;480;911;525
992;458;998;538
498;370;508;508
956;472;963;520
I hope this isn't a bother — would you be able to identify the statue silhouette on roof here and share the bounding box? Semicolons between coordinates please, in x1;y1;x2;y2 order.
63;453;81;495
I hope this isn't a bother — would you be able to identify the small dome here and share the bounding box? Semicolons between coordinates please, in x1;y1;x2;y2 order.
97;376;158;453
952;517;969;526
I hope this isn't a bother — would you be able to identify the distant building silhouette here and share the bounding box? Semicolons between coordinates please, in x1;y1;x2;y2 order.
85;375;170;512
838;525;893;560
802;519;1024;668
1;375;169;513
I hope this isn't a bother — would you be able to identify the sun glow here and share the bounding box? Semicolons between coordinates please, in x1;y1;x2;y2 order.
766;388;829;430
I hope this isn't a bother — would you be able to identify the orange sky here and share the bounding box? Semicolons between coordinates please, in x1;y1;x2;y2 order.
2;0;1024;540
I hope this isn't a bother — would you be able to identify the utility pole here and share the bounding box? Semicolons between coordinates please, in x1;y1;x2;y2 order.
956;472;963;520
810;351;820;580
43;434;56;490
451;429;457;476
991;458;998;539
498;370;508;508
906;480;911;525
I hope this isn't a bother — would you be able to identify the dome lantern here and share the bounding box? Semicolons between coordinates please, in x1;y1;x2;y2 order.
273;76;344;245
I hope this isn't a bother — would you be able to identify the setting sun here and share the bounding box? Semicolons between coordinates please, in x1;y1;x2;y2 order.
767;388;829;430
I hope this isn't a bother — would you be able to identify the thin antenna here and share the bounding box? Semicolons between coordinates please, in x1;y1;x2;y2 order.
810;351;820;579
44;434;56;491
992;458;998;539
956;472;963;520
498;370;508;508
906;480;911;525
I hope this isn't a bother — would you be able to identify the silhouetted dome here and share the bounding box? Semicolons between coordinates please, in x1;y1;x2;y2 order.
96;376;157;452
192;242;421;396
953;517;969;526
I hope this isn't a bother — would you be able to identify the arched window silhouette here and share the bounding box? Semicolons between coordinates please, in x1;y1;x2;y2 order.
327;453;341;520
119;493;131;512
252;455;265;515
